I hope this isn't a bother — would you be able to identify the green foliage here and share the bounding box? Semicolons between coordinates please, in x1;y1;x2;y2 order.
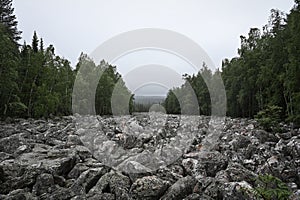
2;1;300;122
133;102;152;112
255;105;282;132
222;4;300;123
73;54;134;116
165;2;300;122
17;34;75;118
32;31;39;53
253;174;291;200
0;2;134;119
0;23;20;117
165;63;223;116
7;100;27;116
0;0;21;42
164;89;180;114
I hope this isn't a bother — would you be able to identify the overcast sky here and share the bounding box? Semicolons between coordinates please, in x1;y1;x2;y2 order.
13;0;295;95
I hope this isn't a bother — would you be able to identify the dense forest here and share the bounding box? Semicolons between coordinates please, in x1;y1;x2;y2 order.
165;1;300;125
0;0;133;118
1;0;299;125
133;96;165;112
73;54;134;116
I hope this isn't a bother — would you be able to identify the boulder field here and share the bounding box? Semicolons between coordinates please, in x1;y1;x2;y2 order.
0;113;299;199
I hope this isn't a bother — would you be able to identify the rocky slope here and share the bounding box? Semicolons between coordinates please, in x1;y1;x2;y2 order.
0;113;299;199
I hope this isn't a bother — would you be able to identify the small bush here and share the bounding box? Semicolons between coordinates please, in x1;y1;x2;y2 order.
8;101;27;116
253;174;291;200
255;105;282;132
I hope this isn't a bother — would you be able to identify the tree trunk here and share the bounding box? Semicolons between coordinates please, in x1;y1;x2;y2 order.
28;75;38;117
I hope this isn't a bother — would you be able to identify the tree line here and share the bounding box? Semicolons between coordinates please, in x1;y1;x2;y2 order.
0;0;133;119
165;1;300;125
1;0;299;124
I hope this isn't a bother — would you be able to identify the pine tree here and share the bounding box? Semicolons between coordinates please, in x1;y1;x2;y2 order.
0;24;24;117
39;38;44;52
0;0;21;42
32;31;39;53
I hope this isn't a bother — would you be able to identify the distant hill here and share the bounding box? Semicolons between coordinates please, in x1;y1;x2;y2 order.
134;96;165;105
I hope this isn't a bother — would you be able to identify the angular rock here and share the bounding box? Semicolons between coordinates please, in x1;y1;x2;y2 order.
182;158;198;175
74;145;92;161
279;132;292;140
0;162;43;194
19;150;77;176
195;151;228;177
156;166;183;185
0;152;12;162
221;181;256;200
0;114;298;199
1;189;36;200
130;176;169;200
253;130;279;143
32;173;56;196
202;180;223;199
67;135;84;146
200;180;254;199
67;163;89;179
71;167;109;195
183;193;202;200
86;193;115;200
160;176;196;200
88;171;131;199
225;162;257;184
0;134;23;154
42;187;76;200
229;135;251;150
193;176;215;194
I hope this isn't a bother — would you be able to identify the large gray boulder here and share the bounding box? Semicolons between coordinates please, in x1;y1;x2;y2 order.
130;176;169;199
160;176;197;200
194;151;228;177
88;171;131;199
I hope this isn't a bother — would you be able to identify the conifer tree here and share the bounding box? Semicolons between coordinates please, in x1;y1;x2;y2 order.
0;0;21;42
32;31;39;53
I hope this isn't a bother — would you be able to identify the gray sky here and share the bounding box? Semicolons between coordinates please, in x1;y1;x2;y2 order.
13;0;295;95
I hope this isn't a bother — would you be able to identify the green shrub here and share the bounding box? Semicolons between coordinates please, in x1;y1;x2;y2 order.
253;174;291;200
255;105;282;132
8;101;27;116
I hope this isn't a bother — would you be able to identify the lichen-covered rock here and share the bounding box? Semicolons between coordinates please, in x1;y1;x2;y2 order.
253;129;279;143
67;163;89;179
225;162;257;184
0;162;44;194
67;135;84;146
0;114;298;199
0;134;24;154
279;132;293;140
16;150;77;176
182;158;198;175
88;171;131;199
195;151;228;177
156;166;183;185
32;173;56;196
130;176;169;199
229;135;251;150
200;179;256;200
183;193;202;200
1;188;37;200
70;167;109;196
202;179;223;199
160;176;197;200
73;145;93;161
221;181;256;200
